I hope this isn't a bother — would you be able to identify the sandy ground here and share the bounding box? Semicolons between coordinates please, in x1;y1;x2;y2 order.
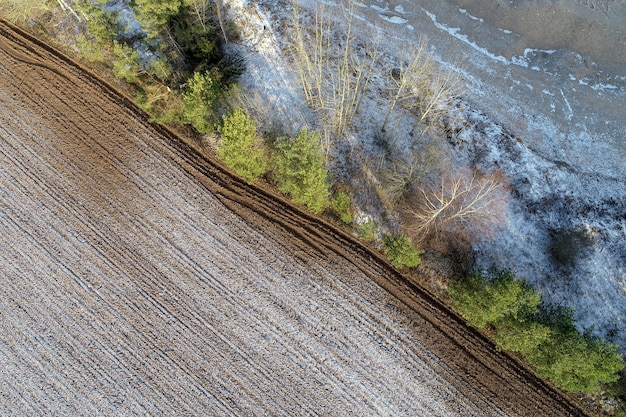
0;20;592;416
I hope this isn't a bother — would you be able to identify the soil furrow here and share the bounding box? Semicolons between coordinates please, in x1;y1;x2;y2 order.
0;18;592;417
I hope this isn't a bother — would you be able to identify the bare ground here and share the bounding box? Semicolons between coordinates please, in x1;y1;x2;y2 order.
0;20;594;416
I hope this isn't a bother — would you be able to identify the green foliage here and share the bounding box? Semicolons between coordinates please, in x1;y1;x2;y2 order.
272;129;330;214
382;234;422;269
493;318;552;355
357;220;378;242
182;69;224;133
449;268;624;393
131;0;182;38
528;329;623;393
332;191;353;224
112;41;141;83
74;0;119;43
76;35;107;63
449;269;541;328
148;58;173;82
170;4;220;68
217;109;267;184
136;83;184;125
75;0;240;132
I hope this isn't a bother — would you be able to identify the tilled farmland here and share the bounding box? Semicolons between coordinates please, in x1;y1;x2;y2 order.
0;20;590;416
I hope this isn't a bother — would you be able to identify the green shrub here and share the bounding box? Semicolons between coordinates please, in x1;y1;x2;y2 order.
217;108;267;184
170;3;220;67
527;329;623;393
332;191;353;224
492;318;552;355
449;269;541;329
74;0;119;44
449;268;624;393
357;220;377;242
182;69;224;133
272;129;330;214
382;234;422;269
112;41;140;83
131;0;182;39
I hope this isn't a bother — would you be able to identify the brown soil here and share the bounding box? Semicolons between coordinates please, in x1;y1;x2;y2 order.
0;19;597;416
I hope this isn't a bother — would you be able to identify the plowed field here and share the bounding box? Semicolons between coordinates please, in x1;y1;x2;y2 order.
0;20;590;416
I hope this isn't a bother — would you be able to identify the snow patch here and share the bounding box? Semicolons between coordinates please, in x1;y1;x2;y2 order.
459;8;483;22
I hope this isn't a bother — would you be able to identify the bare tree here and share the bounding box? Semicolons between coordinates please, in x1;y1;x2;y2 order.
381;38;433;133
405;169;509;244
409;66;464;137
378;138;448;205
291;1;382;146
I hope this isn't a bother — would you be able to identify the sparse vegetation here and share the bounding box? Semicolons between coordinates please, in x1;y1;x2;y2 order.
291;1;381;143
0;0;53;24
381;38;455;136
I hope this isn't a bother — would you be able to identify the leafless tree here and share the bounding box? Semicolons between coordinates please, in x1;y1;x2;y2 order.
381;38;433;133
291;1;382;146
378;138;448;205
408;65;464;137
405;168;509;244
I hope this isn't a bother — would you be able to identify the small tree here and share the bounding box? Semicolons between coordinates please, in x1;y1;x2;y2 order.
217;108;267;184
112;41;140;83
332;191;353;224
357;220;377;242
182;69;223;134
382;234;422;269
74;0;120;44
131;0;182;39
409;65;464;137
406;169;508;244
449;269;541;329
272;129;330;214
381;38;433;133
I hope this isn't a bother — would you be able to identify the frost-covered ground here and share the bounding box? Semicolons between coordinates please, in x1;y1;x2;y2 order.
222;0;626;351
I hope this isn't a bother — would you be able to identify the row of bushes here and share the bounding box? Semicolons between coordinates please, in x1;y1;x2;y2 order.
449;268;624;393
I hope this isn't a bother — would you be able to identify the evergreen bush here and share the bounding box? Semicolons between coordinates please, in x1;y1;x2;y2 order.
217;108;267;184
272;129;330;214
382;234;422;269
